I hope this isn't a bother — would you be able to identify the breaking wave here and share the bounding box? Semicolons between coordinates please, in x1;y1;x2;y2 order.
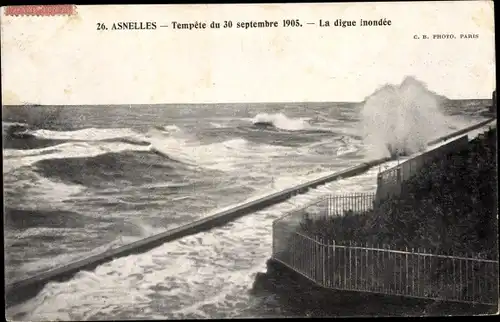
3;123;302;174
251;113;310;131
360;76;451;159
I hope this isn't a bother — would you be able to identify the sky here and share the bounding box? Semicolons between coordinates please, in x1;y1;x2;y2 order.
1;2;496;105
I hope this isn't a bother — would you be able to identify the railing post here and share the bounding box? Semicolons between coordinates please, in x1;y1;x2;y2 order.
452;253;456;299
315;236;318;283
349;241;353;290
321;237;325;287
458;257;462;302
355;241;359;291
332;239;335;288
310;235;313;279
471;255;475;302
465;257;469;302
417;247;420;297
405;246;408;296
343;242;346;290
422;248;426;297
392;245;396;294
411;247;415;297
374;243;377;293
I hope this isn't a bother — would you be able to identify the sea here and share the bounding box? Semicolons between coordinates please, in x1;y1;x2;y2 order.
3;95;493;320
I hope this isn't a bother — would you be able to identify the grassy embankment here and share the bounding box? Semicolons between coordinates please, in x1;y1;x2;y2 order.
292;127;497;305
301;127;497;258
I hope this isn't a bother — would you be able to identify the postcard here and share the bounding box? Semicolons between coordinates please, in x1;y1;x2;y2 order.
2;2;497;320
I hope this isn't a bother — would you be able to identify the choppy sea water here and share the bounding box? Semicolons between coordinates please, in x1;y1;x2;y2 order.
3;100;491;319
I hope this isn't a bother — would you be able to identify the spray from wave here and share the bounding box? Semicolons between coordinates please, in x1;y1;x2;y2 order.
251;113;309;131
360;76;450;159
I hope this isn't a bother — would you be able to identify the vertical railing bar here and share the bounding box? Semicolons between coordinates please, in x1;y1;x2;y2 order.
318;235;321;285
478;259;481;303
373;244;376;293
353;240;356;290
405;246;408;296
398;252;401;295
421;247;424;298
459;258;462;302
312;236;315;282
398;247;401;295
430;249;433;299
472;256;475;302
343;244;346;290
315;235;318;283
329;195;332;216
336;242;339;289
489;261;493;304
465;258;469;302
377;244;380;293
363;242;366;292
295;235;306;274
324;238;327;287
305;234;309;278
322;237;326;287
329;239;338;287
332;240;335;289
384;245;387;295
380;244;387;293
366;243;369;292
311;236;314;280
359;243;366;290
391;245;394;295
325;238;329;288
440;256;444;302
326;239;330;288
297;235;307;275
309;236;312;279
424;248;432;297
411;247;414;296
318;235;321;284
429;249;433;300
302;237;311;277
349;241;352;290
484;261;488;304
358;241;361;291
417;247;420;298
452;256;456;299
356;241;359;291
341;194;344;216
380;244;383;294
298;232;302;274
392;247;396;294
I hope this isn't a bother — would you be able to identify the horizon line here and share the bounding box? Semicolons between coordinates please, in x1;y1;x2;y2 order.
1;97;493;107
